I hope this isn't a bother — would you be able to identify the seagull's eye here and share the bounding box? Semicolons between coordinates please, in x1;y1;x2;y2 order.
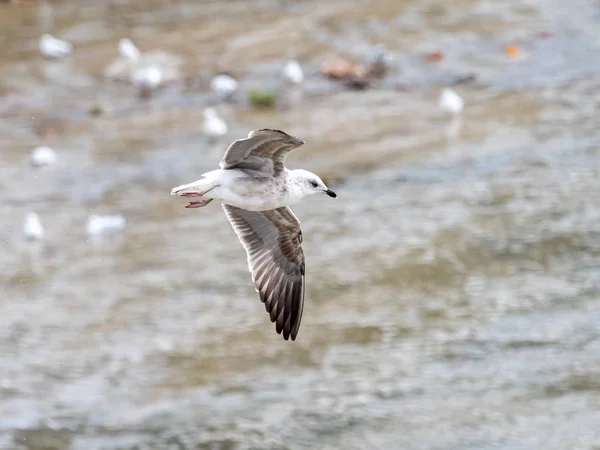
309;180;318;188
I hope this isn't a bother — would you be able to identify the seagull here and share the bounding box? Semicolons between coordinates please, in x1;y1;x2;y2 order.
86;215;126;237
171;129;337;341
203;108;228;138
131;64;163;97
210;74;238;98
282;60;304;84
23;212;44;241
118;38;140;62
39;34;72;58
29;145;56;167
439;87;464;115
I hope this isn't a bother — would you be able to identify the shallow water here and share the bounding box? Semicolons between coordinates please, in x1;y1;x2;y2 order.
1;0;600;449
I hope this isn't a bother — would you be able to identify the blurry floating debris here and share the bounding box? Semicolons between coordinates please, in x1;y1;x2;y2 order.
203;108;228;137
282;60;304;84
439;88;464;115
504;45;520;58
29;145;56;167
537;31;553;39
424;51;445;62
88;101;110;117
88;105;102;117
210;74;238;98
39;34;72;58
118;38;140;62
451;73;477;85
321;55;380;90
86;215;126;237
23;212;44;241
249;89;277;109
321;59;359;80
344;75;371;91
365;44;390;79
321;59;353;79
132;64;163;97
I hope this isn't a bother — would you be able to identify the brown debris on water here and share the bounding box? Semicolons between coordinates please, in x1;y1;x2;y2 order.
321;59;370;89
365;44;389;79
424;51;445;62
344;75;371;91
504;45;521;58
321;45;390;91
321;59;377;90
451;73;477;85
321;59;359;80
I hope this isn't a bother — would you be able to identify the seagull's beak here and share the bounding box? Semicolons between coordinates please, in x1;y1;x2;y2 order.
324;189;337;198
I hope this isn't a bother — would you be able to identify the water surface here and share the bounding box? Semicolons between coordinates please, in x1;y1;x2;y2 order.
1;0;600;449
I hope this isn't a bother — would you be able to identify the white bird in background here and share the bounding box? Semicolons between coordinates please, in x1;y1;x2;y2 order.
203;108;228;138
23;212;44;241
439;87;464;115
131;64;163;96
210;74;238;97
118;38;141;62
39;34;73;58
282;60;304;84
86;215;126;237
29;146;57;167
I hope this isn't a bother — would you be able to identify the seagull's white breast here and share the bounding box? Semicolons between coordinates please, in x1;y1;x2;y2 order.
211;170;292;211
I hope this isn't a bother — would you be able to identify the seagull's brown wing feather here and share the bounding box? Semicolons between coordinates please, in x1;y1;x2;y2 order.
219;129;304;177
222;204;305;341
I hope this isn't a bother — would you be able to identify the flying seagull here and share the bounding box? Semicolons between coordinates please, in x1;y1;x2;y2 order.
171;129;337;341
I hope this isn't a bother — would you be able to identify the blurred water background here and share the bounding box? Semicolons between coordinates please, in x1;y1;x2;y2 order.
1;0;600;449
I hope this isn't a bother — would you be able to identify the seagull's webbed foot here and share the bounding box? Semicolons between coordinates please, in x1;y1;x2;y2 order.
185;199;213;208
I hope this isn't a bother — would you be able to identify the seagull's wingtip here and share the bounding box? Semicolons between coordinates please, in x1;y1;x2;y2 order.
285;132;305;146
255;128;305;145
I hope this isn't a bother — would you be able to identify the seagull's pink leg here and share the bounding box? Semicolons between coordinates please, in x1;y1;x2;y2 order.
173;184;218;197
185;199;213;208
173;184;217;208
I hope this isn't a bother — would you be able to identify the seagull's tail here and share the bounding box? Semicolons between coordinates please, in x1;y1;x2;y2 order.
170;177;210;197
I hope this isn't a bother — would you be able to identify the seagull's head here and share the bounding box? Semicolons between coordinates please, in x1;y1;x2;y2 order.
293;169;337;199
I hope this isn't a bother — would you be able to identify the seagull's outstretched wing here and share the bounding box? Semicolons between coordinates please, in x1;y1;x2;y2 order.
219;129;304;177
222;204;305;341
